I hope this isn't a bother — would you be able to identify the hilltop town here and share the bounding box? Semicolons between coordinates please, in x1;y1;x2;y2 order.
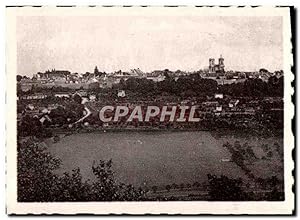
16;58;285;201
17;56;284;138
18;56;283;91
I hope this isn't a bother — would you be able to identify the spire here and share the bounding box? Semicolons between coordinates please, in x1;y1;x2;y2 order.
94;66;99;75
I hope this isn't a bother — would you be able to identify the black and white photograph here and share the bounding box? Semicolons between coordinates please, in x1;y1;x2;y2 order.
5;6;294;215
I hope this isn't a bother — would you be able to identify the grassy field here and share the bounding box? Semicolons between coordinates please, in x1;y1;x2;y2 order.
47;131;283;188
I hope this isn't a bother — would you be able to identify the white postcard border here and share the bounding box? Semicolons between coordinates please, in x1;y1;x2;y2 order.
6;6;294;215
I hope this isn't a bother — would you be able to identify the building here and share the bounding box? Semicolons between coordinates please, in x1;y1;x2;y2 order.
229;99;240;108
214;93;224;99
73;90;88;97
130;68;144;77
146;75;166;82
89;94;97;102
21;93;47;100
208;55;225;75
54;93;70;98
209;58;216;73
39;115;52;124
117;90;126;98
37;69;71;81
216;106;222;112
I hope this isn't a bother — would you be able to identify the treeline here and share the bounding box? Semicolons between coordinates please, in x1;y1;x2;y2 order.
114;74;283;98
207;174;283;201
18;99;84;138
219;76;283;97
18;73;283;98
116;74;219;97
17;83;75;97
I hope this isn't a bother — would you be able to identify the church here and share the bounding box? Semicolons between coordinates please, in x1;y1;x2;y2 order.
208;55;225;75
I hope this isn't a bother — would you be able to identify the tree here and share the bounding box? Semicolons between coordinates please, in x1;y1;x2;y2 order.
266;151;273;158
18;138;61;202
90;159;117;201
207;174;250;201
259;68;269;73
49;106;67;126
179;183;185;190
73;94;82;104
116;184;145;201
18;139;145;202
53;135;60;143
17;75;23;82
152;186;158;193
163;69;171;80
64;102;84;123
94;66;99;75
171;183;178;189
55;168;92;201
165;185;171;192
17;83;23;97
18;115;53;138
193;181;201;188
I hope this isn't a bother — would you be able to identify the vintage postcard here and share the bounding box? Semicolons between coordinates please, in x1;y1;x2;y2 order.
6;6;294;215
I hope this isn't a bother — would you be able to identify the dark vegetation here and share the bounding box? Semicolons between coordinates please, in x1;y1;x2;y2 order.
113;74;283;98
18;138;145;202
18;138;284;201
207;174;283;201
18;74;283;98
17;99;84;138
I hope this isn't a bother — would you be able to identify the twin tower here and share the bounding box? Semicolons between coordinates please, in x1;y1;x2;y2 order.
209;55;225;74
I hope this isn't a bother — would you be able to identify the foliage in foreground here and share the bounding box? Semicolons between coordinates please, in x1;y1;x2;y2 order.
17;138;145;202
18;138;284;202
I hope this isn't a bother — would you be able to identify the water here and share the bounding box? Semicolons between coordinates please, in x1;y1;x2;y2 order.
47;131;283;187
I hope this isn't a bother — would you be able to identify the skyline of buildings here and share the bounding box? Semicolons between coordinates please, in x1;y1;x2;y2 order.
18;55;283;78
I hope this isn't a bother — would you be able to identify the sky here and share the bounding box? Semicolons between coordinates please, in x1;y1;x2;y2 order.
17;16;283;76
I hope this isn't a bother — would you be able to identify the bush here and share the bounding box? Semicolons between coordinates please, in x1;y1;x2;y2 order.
18;139;145;201
207;174;250;201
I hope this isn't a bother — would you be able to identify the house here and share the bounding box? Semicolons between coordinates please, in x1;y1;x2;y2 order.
84;122;89;126
203;101;219;106
21;93;47;100
245;107;256;114
117;90;126;98
37;69;70;81
89;94;97;102
229;99;240;108
81;97;89;104
216;106;222;112
41;108;49;114
73;90;87;97
39;115;52;124
47;104;59;111
214;93;224;99
146;75;166;82
202;101;219;112
55;93;70;98
26;104;35;111
181;100;191;105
